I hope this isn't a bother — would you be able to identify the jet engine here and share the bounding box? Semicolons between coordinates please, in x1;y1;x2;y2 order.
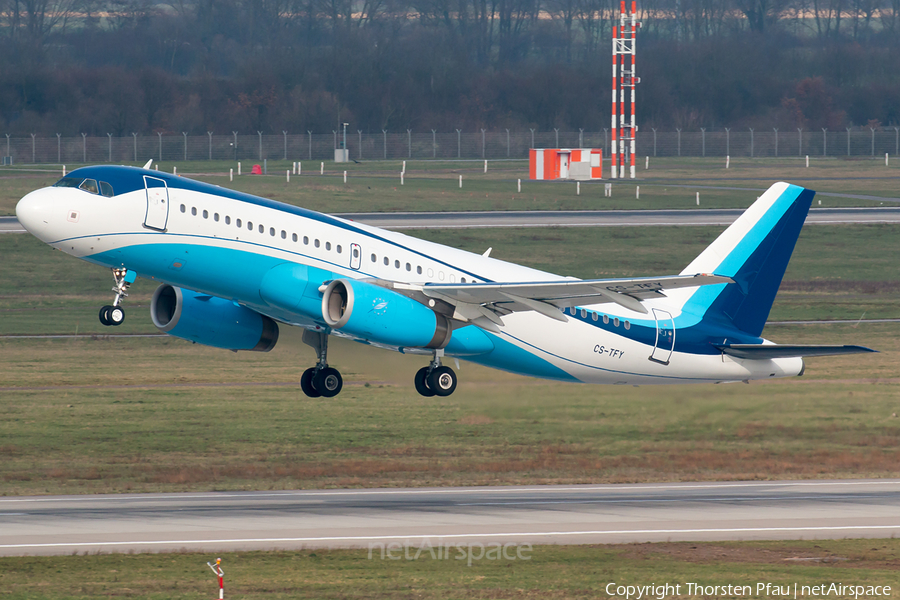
321;278;451;349
151;284;279;352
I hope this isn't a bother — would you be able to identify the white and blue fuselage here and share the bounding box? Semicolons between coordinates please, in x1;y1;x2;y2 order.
19;166;868;395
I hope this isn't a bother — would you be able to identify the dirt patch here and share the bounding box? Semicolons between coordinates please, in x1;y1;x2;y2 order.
617;542;900;570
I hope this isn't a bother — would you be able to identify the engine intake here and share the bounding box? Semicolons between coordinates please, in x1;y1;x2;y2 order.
151;284;278;352
322;278;451;349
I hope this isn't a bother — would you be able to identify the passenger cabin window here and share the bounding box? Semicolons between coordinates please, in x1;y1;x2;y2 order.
225;216;231;225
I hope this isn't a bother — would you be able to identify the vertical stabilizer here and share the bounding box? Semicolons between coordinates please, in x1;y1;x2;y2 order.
679;182;815;337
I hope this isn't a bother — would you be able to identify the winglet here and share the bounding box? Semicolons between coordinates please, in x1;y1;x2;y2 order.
143;159;153;170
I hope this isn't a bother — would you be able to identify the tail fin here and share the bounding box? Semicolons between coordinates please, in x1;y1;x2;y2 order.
679;182;815;337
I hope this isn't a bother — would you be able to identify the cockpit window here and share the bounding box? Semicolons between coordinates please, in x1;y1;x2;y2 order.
53;177;84;188
79;179;99;194
53;177;114;197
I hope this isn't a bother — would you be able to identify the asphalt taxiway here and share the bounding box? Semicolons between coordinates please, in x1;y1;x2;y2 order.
1;479;898;556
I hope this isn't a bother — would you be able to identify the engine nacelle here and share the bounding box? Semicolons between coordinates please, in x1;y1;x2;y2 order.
151;284;279;352
322;278;451;349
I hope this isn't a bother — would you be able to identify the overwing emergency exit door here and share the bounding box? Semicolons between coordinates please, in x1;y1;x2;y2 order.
143;176;169;231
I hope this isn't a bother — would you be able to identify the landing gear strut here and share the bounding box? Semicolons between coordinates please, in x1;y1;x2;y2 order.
300;329;343;398
414;349;457;397
99;268;135;326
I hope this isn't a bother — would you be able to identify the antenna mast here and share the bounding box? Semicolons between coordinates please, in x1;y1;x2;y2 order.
611;0;640;179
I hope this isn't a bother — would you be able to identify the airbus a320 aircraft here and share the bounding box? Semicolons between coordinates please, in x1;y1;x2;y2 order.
17;164;873;397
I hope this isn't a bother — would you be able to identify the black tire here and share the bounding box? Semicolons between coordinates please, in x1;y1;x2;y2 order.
427;366;457;397
107;305;125;326
98;305;112;326
314;367;343;398
414;367;435;397
300;367;321;398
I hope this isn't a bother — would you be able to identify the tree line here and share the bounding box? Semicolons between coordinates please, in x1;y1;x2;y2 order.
1;0;898;136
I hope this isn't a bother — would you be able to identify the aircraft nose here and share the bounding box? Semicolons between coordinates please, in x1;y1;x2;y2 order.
16;188;58;241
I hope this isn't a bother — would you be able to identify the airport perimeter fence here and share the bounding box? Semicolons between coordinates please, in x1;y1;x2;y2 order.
3;127;900;165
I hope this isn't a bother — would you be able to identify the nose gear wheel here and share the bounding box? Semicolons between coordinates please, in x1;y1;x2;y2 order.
99;268;134;327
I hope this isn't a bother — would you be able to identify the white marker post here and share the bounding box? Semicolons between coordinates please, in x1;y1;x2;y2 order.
229;168;233;182
726;155;730;169
298;161;301;175
286;170;290;182
62;165;66;176
320;162;324;175
207;558;224;600
576;182;580;196
636;186;640;199
696;192;700;206
459;175;462;188
238;162;241;175
517;179;521;193
401;172;404;185
645;156;649;170
173;166;177;175
343;170;347;183
806;155;809;167
402;160;406;174
484;160;488;173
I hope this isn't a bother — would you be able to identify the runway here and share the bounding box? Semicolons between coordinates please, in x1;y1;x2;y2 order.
3;207;900;234
1;479;898;556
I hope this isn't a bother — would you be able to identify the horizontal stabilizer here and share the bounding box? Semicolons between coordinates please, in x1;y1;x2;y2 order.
716;344;876;360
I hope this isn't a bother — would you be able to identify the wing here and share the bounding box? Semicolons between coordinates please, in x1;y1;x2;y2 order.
716;344;877;360
405;274;732;330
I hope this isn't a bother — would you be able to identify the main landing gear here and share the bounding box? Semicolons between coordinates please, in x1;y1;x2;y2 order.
414;349;458;397
99;268;135;326
300;330;343;398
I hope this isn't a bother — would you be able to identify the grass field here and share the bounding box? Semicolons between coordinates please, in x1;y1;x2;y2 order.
2;216;897;495
2;540;899;599
1;156;897;215
1;318;897;495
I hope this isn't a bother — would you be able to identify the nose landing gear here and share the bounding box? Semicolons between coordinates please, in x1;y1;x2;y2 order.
300;329;343;398
99;268;135;326
414;349;457;397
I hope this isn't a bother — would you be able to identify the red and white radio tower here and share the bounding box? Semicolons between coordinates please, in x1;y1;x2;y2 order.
611;0;640;179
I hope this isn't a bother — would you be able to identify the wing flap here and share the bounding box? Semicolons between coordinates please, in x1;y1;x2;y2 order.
423;274;732;311
716;344;877;360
